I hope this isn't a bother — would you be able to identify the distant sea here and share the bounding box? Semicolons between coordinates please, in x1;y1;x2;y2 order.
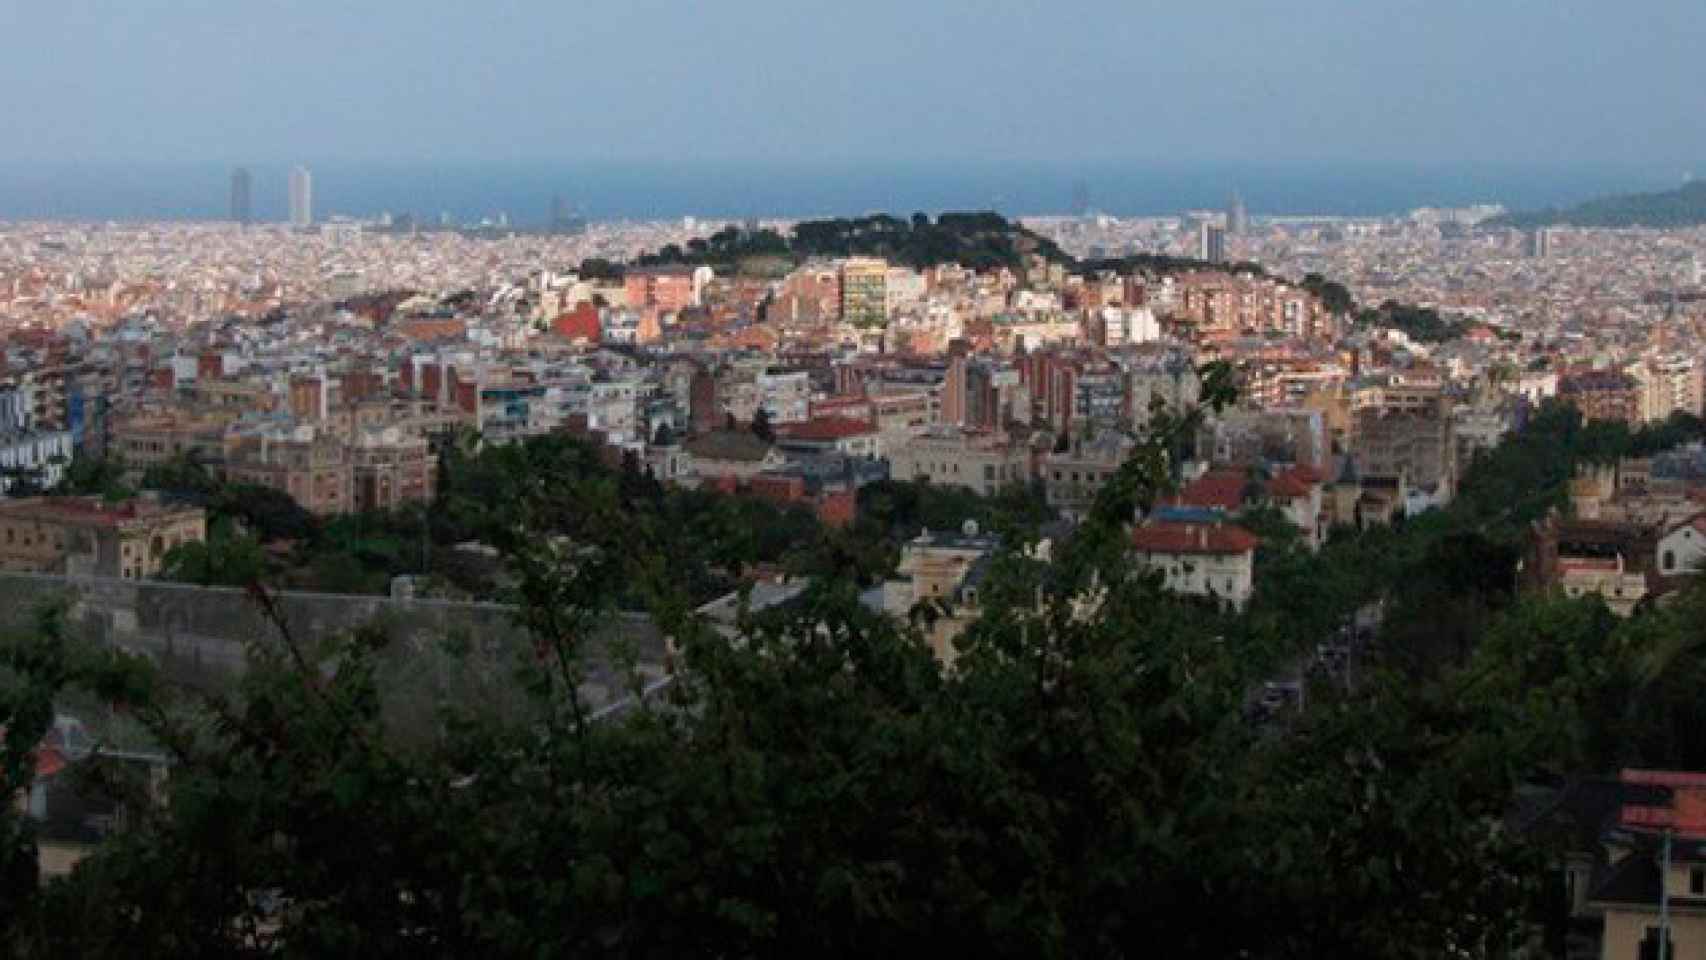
0;160;1676;225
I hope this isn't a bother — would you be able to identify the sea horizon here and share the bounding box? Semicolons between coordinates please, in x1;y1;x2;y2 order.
0;159;1681;226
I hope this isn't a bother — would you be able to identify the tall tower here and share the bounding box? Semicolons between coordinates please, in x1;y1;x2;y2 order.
288;166;314;228
229;167;252;224
1227;192;1249;236
1199;224;1226;264
1526;227;1552;258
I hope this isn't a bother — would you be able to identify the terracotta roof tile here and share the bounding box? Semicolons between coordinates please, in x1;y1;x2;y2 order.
1131;521;1259;555
778;417;875;442
1176;470;1248;511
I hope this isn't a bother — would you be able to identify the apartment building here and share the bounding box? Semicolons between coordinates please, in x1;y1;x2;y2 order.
887;428;1029;496
1042;433;1132;521
840;257;890;327
1561;370;1641;425
106;410;238;469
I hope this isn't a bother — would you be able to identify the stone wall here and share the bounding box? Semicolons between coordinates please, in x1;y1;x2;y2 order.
0;573;667;713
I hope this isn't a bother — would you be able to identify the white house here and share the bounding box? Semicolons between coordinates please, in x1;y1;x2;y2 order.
1658;513;1706;579
1129;520;1259;610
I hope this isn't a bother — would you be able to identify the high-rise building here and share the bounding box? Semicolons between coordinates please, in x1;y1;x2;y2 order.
288;166;314;228
840;257;890;327
1199;224;1226;264
229;167;252;224
1525;227;1553;258
1227;193;1249;236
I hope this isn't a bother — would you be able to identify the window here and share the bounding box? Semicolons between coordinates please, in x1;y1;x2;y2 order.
1641;926;1672;960
1692;867;1705;896
1664;550;1677;573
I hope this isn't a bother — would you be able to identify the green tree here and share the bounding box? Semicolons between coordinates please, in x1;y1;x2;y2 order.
159;521;266;587
12;378;1692;957
53;457;133;500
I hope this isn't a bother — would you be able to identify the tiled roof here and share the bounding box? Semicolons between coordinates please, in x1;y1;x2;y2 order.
1176;469;1248;511
0;496;191;528
1267;471;1313;499
1282;463;1325;485
685;430;774;463
778;417;875;442
1131;521;1259;555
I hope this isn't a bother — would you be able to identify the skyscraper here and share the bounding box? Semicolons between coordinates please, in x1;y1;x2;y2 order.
1226;192;1249;236
229;167;252;224
1199;224;1226;264
1525;227;1552;258
289;166;314;228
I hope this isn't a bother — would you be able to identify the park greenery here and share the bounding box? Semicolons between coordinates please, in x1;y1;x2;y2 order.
1354;299;1472;343
5;389;1706;954
625;212;1072;275
611;212;1263;281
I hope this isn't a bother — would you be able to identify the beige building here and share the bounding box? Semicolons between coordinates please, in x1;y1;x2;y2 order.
0;496;206;579
1353;404;1456;507
1042;434;1133;521
106;410;238;469
879;525;1000;666
887;428;1029;496
1557;555;1649;617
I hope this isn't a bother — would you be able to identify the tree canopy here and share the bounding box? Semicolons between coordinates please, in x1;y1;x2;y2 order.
7;394;1706;956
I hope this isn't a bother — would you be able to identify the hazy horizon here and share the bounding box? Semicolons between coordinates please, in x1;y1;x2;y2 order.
0;158;1682;224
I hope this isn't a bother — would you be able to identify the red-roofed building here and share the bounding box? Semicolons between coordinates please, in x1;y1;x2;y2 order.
1589;769;1706;960
1176;469;1250;512
550;302;601;343
1269;465;1327;549
1169;465;1325;550
775;416;881;459
1130;520;1258;609
810;395;875;422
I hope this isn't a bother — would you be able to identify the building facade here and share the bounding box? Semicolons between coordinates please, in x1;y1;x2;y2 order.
0;496;206;579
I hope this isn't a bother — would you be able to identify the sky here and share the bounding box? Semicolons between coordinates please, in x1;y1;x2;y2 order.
1;0;1702;173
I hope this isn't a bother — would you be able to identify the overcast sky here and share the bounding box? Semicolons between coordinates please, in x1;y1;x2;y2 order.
2;0;1702;171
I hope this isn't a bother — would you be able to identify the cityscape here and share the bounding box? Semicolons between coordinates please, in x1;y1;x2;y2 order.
5;0;1706;956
